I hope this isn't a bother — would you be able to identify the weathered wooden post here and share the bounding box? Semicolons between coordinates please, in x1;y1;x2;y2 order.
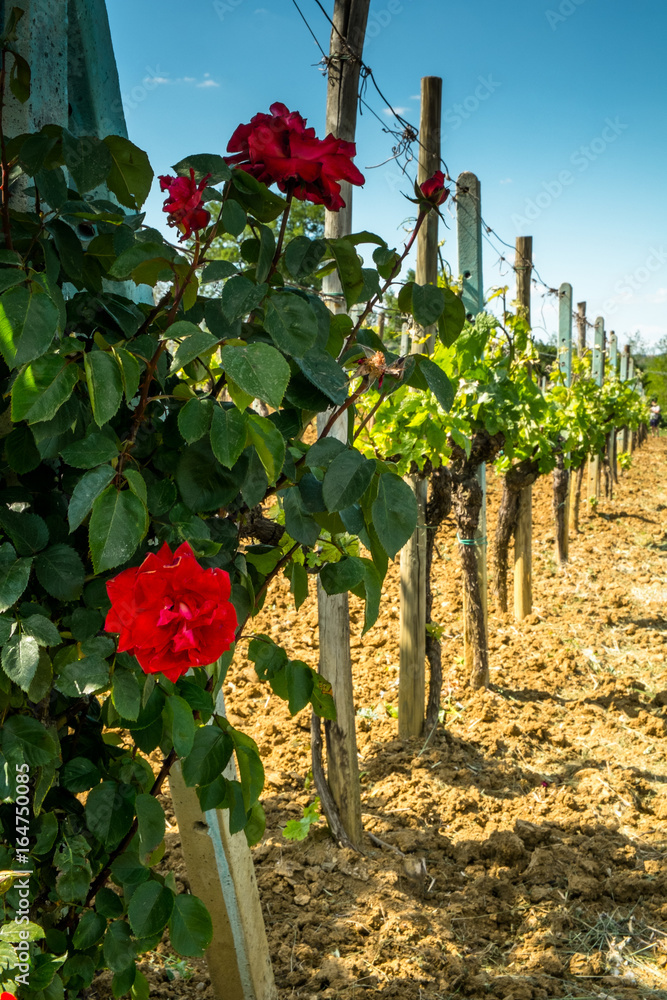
608;331;618;482
399;75;441;739
570;301;587;532
555;282;573;564
456;172;487;664
628;355;636;453
619;345;630;459
588;317;605;498
514;237;533;619
314;0;370;846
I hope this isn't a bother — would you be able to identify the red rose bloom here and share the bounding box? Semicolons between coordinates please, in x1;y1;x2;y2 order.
105;542;237;682
158;169;211;241
225;102;364;212
419;170;449;207
2;993;18;1000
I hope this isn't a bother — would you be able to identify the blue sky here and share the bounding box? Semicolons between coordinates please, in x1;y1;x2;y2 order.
107;0;667;349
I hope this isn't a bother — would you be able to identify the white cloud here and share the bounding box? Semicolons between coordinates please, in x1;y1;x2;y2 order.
197;79;220;88
499;177;513;184
144;75;170;85
383;106;410;117
410;94;420;100
649;288;667;304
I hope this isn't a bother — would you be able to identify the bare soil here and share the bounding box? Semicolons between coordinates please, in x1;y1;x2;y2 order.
93;438;667;1000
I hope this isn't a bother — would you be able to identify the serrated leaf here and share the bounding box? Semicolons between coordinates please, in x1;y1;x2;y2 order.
68;465;116;531
322;450;375;512
169;328;219;374
35;544;85;600
372;474;418;559
135;794;166;856
22;614;60;647
210;404;247;467
247;413;285;484
0;284;59;368
168;893;212;957
89;487;148;573
264;292;318;356
220;342;290;409
1;633;39;690
11;355;78;424
104;135;153;210
178;398;213;444
85;351;124;426
412;283;445;327
295;348;348;405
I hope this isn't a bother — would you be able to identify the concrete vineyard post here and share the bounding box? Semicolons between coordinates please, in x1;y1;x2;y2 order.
456;171;488;671
628;355;636;453
570;302;587;532
399;75;441;739
556;282;573;564
588;317;605;498
514;237;533;620
620;346;630;459
314;0;371;846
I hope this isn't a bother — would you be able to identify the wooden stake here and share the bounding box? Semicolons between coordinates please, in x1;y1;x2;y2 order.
619;345;630;459
514;236;533;620
608;332;618;482
556;282;573;564
588;317;605;499
399;75;441;739
628;355;635;454
314;0;370;846
456;172;487;665
576;301;587;357
170;692;277;1000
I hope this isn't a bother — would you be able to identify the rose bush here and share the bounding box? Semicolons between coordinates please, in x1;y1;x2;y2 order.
0;15;461;998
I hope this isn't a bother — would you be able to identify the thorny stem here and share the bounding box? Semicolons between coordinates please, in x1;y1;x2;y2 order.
353;389;388;442
340;207;429;357
269;189;293;277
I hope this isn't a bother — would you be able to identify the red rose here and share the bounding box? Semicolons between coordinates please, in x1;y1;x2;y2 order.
2;992;18;1000
105;542;237;683
225;102;364;212
158;168;211;241
419;170;449;207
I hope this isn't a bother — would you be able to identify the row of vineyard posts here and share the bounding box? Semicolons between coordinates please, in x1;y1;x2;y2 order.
313;70;648;854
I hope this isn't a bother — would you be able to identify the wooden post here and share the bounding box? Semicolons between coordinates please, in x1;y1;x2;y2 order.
556;282;573;564
608;332;618;482
628;355;636;453
619;345;630;458
576;301;587;357
588;317;605;498
456;172;487;662
314;0;370;845
398;76;441;739
169;692;277;1000
514;236;533;620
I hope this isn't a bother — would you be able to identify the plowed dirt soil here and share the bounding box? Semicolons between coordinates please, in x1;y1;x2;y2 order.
93;438;667;1000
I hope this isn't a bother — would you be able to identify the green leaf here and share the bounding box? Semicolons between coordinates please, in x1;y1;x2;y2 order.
35;544;85;600
0;284;59;368
247;413;286;484
229;167;287;223
68;465;116;531
2;633;39;690
222;275;267;321
22;613;60;646
221;199;247;237
326;238;364;308
5;422;41;473
372;473;418;559
227;726;264;808
135;794;166;855
60;756;101;793
108;242;175;281
115;347;141;402
173;152;231;186
178;397;213;444
264;292;318;356
85;351;124;426
104;135;154;210
438;287;467;347
220;343;290;410
296;348;348;405
0;507;49;555
9;51;30;103
163;694;196;758
86;781;136;850
411;283;445;327
128;880;173;939
55;654;109;697
62;131;112;195
210;404;248;468
254;224;275;284
285;236;327;279
320;556;365;595
361;558;382;634
0;267;26;294
287;560;309;610
282;488;319;547
283;797;321;841
73;910;107;951
181;726;233;787
285;659;313;715
168;893;213;957
168;326;219;374
176;441;238;513
11;354;78;424
417;356;455;410
103;920;136;974
111;667;142;721
0;544;32;611
201;259;237;283
322;450;375;512
89;487;148;573
1;714;58;766
60;431;118;470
